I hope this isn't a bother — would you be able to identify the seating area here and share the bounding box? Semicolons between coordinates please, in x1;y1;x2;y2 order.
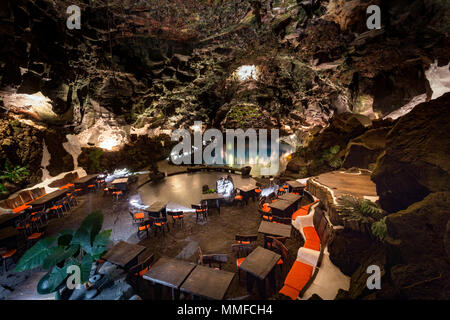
279;196;328;300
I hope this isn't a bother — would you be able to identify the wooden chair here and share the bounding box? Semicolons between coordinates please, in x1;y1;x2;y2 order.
202;254;228;270
267;237;290;275
167;211;184;227
1;248;17;274
233;190;245;207
128;249;154;291
152;216;169;235
136;220;152;239
231;244;254;282
191;204;207;223
129;209;145;224
258;197;273;221
235;234;258;245
15;216;32;237
272;215;292;225
265;236;287;250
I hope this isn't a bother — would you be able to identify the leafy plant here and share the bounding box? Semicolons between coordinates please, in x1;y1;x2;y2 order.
0;162;30;184
339;195;383;220
371;217;387;242
0;183;8;196
15;211;111;295
321;145;343;169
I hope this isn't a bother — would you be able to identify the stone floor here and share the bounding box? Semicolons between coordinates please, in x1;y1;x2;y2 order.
1;172;312;300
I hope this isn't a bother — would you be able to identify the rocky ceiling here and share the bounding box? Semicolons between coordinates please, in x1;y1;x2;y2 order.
0;0;449;184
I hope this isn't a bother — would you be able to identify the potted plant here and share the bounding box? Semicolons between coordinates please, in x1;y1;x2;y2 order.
14;211;111;299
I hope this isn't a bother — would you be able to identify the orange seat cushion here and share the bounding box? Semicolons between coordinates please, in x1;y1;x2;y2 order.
263;215;273;221
237;241;251;245
284;261;313;292
304;239;321;251
13;204;30;214
303;226;320;243
1;249;17;258
137;266;150;277
236;257;245;268
279;285;300;300
137;225;150;231
173;215;184;219
134;213;145;219
235;195;243;200
261;205;271;213
292;208;309;220
255;189;261;193
27;233;43;240
277;258;283;265
88;185;95;188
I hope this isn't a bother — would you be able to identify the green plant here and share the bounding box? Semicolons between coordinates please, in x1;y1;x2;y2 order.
15;211;111;295
339;195;383;220
0;183;8;196
0;162;30;184
371;217;387;241
321;145;343;169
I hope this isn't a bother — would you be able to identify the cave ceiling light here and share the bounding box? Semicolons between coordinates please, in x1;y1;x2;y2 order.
235;65;260;81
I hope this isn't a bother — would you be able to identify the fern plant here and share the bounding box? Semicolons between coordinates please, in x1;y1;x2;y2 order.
321;145;343;169
0;162;30;183
339;195;383;220
371;217;387;241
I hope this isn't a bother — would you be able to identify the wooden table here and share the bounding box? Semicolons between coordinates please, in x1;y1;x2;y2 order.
112;178;129;191
143;257;196;300
102;241;146;268
279;193;301;211
180;265;235;300
236;185;257;203
201;193;224;214
30;189;68;208
258;221;292;238
74;174;99;185
269;199;295;216
286;180;306;194
145;201;167;217
238;246;281;298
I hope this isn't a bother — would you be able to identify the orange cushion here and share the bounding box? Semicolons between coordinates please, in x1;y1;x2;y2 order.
304;239;321;251
138;266;150;277
88;185;95;188
237;241;251;245
279;188;285;192
263;215;273;221
261;206;271;213
279;285;300;300
134;213;145;219
13;204;30;214
236;257;245;268
27;233;43;240
137;225;150;231
284;261;313;292
255;189;261;193
1;249;17;258
235;195;243;200
292;208;308;220
277;258;283;265
173;215;184;219
303;226;320;243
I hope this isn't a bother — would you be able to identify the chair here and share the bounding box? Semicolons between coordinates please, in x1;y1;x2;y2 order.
48;200;64;218
1;248;17;274
129;210;145;224
30;211;46;232
272;216;292;225
278;187;286;196
152;217;169;235
268;237;290;275
258;197;273;221
167;211;184;227
128;249;154;291
15;217;32;236
87;184;96;193
231;244;254;281
192;204;207;223
112;190;124;201
136;220;151;239
27;232;44;248
265;236;287;249
202;254;228;270
235;234;258;245
233;191;245;207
